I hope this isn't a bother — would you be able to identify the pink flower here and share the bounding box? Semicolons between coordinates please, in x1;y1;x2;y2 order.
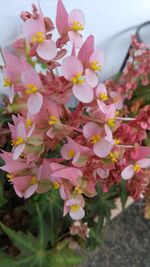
2;52;23;103
21;58;43;114
64;195;85;220
62;56;93;103
121;158;150;180
83;122;113;158
96;83;109;102
22;5;57;60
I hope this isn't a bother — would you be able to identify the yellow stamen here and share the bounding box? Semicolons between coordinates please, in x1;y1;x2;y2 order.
68;149;75;158
30;176;37;185
90;61;102;71
25;84;38;94
109;151;119;163
99;93;109;101
71;73;84;85
25;118;32;128
6;174;14;181
3;78;12;87
107;118;116;128
13;137;24;146
31;31;45;43
133;164;141;172
48;116;58;126
72;21;84;32
90;134;100;144
53;182;60;189
74;186;83;195
70;204;80;212
114;138;121;145
115;111;120;116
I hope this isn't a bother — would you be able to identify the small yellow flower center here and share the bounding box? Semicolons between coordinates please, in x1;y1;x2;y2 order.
107;118;116;128
99;93;109;101
25;84;38;94
68;149;75;158
30;176;37;185
115;111;120;116
31;31;45;44
3;78;12;87
71;73;84;85
114;138;121;145
90;134;101;144
133;164;141;172
6;174;14;181
13;137;24;146
90;61;102;71
109;151;119;163
25;118;33;128
53;182;60;189
74;186;83;195
70;204;80;212
72;21;84;32
48;116;58;126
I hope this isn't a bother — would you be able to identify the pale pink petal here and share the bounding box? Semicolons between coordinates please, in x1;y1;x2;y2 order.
137;158;150;168
62;56;83;81
97;99;107;114
21;60;44;89
96;168;110;179
37;40;57;61
106;104;116;121
90;50;104;68
3;52;23;80
24;184;38;198
104;124;113;142
17;122;26;139
52;167;82;185
13;143;25;160
121;165;134;180
27;123;35;138
83;122;101;139
66;198;81;206
68;9;85;27
9;86;15;104
69;207;85;220
93;138;113;158
56;0;68;35
78;35;94;65
0;162;27;173
85;68;98;87
27;92;43;115
96;83;107;97
68;31;83;48
72;151;81;164
73;83;93;103
61;144;74;160
23;18;44;42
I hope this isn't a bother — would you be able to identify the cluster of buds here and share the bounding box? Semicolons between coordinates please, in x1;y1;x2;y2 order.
1;0;150;221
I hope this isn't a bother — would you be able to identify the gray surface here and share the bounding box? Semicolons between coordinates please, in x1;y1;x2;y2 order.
84;202;150;267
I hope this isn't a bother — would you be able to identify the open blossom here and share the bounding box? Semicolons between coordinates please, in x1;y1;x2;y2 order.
22;5;57;60
56;0;85;48
121;158;150;180
2;52;23;103
62;56;93;103
64;195;85;220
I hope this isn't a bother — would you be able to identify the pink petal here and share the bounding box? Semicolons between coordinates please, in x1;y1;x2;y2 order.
104;124;113;142
121;165;134;180
23;18;44;42
96;83;107;97
66;198;81;206
0;162;27;173
83;122;101;139
78;35;94;65
69;207;85;220
90;50;104;68
137;158;150;168
56;0;68;35
73;83;93;103
9;86;15;104
62;56;83;81
68;31;83;48
24;184;38;198
13;144;25;160
97;99;107;114
21;60;44;89
61;143;74;160
3;52;23;80
37;40;57;61
93;138;113;158
27;92;43;115
52;167;82;185
85;68;98;87
17;122;26;139
68;9;85;27
105;104;116;121
96;168;110;179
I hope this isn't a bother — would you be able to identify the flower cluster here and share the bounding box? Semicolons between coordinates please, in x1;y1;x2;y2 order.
1;0;150;221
